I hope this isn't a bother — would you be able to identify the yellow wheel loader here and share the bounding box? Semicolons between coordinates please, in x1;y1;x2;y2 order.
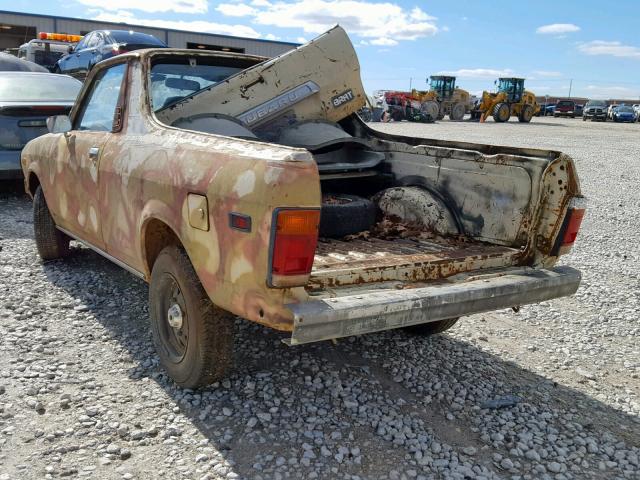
472;78;540;123
411;76;472;121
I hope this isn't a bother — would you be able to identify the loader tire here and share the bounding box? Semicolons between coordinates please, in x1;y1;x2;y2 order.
319;194;377;238
403;318;459;336
449;103;466;121
420;101;439;121
492;103;510;123
33;185;70;261
149;245;234;388
518;105;534;123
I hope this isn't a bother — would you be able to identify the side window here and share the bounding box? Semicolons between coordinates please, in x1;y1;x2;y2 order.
87;33;100;49
76;33;92;51
93;33;104;48
76;63;126;132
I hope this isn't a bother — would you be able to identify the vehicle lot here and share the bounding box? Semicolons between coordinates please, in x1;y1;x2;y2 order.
0;117;638;479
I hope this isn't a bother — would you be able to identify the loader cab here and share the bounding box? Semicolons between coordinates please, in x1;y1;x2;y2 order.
497;77;525;103
429;75;456;99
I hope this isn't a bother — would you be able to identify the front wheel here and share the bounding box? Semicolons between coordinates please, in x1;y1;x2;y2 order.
492;102;510;123
518;105;534;123
403;318;459;336
149;245;234;388
33;185;70;260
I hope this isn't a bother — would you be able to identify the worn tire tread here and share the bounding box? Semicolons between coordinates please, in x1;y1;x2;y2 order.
150;245;233;388
33;185;70;261
403;317;459;336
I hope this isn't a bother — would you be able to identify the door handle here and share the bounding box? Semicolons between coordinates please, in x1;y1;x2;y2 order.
88;146;100;160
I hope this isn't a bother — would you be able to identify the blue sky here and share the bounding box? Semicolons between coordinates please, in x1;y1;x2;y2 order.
3;0;640;99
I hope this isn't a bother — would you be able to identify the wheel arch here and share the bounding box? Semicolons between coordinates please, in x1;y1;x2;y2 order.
27;171;41;198
140;210;184;279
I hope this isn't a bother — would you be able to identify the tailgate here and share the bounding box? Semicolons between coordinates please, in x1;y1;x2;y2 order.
287;266;580;344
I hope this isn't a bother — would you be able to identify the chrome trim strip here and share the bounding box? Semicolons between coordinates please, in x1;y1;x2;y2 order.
237;81;320;127
56;226;146;280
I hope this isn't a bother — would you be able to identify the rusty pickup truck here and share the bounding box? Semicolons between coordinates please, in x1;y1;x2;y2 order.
21;27;585;388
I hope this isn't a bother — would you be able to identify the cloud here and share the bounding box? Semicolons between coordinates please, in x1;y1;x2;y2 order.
215;0;439;46
436;68;516;79
92;10;261;38
578;41;640;59
215;3;257;16
584;84;640;99
370;37;398;46
532;70;563;77
77;0;207;14
536;23;580;35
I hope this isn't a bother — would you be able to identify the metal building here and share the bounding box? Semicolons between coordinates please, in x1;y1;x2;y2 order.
0;10;298;57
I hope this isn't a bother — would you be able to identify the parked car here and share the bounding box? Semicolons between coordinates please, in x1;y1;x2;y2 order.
612;105;637;122
55;30;166;78
583;100;607;121
0;72;81;179
22;27;584;388
575;104;584;116
607;104;619;120
554;100;576;118
545;104;556;116
0;52;48;72
633;104;640;120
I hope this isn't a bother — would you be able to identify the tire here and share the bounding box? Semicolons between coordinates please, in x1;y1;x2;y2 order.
420;101;439;121
390;108;404;122
518;105;534;123
403;318;459;336
492;103;510;123
449;103;465;121
33;185;70;261
149;245;234;388
319;194;377;238
583;116;587;122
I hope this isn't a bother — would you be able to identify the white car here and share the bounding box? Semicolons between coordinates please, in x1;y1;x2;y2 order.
607;104;619;120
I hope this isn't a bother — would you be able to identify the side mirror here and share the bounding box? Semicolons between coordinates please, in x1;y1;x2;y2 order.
68;45;74;54
47;115;72;134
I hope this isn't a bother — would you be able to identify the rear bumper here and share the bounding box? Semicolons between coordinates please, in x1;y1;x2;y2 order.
0;151;22;179
286;266;581;345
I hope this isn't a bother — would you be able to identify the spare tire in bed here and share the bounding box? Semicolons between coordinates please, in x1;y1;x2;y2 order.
320;194;376;238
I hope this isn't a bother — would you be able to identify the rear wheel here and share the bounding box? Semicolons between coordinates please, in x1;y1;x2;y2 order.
149;245;234;388
33;185;70;261
492;102;510;122
449;103;466;121
518;105;534;123
403;318;459;336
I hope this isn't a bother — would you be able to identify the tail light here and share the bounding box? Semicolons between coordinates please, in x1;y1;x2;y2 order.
269;209;320;287
553;198;586;256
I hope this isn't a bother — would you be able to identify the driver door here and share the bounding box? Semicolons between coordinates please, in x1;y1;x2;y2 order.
55;62;128;250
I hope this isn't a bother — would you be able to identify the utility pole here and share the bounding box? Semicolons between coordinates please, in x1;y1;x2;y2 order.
568;79;573;98
409;77;413;90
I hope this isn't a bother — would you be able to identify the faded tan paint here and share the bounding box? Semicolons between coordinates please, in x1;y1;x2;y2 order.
21;27;583;338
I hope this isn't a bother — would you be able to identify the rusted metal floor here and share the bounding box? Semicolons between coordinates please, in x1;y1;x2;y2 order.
310;237;520;288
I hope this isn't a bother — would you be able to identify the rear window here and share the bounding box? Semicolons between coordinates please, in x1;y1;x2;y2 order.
0;74;81;102
109;31;166;46
557;101;574;107
150;56;261;112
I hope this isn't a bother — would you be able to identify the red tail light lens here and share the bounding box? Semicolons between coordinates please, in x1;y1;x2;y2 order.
561;208;585;247
555;205;585;255
269;209;320;287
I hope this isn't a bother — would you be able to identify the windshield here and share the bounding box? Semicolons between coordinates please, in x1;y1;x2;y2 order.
557;101;574;107
0;74;81;102
617;106;633;113
150;59;258;112
586;101;605;107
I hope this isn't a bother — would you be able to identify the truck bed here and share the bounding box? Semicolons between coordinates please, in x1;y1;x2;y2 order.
310;236;521;289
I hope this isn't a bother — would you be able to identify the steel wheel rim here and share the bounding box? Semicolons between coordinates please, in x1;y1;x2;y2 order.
158;273;189;363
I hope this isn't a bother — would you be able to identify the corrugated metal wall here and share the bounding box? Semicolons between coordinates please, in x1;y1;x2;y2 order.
0;11;296;57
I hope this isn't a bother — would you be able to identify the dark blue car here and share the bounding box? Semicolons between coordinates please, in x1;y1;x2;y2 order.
612;105;637;123
55;30;166;79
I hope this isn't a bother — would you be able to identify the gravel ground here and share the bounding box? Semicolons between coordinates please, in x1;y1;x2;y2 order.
0;117;638;480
